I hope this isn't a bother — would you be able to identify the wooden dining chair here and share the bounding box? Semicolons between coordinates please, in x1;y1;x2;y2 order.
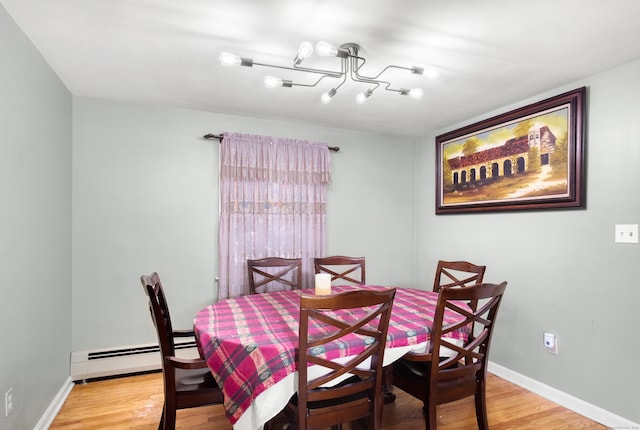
391;282;508;430
383;261;485;405
314;255;366;285
433;260;486;310
247;257;302;294
140;272;224;430
284;288;396;430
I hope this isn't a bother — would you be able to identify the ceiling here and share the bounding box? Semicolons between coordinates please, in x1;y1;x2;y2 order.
3;0;640;137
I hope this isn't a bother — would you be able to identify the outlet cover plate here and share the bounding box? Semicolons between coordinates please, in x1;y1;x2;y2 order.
615;224;639;243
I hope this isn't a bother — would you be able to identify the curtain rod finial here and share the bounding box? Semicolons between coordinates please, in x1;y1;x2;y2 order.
203;133;223;141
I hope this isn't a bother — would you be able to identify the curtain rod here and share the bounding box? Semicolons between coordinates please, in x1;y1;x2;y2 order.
203;133;340;152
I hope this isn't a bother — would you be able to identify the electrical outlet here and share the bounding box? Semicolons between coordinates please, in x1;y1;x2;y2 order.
543;333;558;355
5;387;13;417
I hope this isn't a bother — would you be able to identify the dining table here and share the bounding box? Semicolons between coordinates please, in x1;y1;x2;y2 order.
193;285;469;430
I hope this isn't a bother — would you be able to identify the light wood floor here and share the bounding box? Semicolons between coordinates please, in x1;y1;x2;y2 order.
50;372;607;429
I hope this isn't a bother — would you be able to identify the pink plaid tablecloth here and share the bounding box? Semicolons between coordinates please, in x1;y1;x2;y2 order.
193;285;468;426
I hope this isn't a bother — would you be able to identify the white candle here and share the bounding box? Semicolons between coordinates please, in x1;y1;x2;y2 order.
314;273;331;295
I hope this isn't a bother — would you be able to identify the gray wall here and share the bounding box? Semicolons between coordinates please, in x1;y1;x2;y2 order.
71;98;416;349
3;0;640;425
415;60;640;423
0;4;72;430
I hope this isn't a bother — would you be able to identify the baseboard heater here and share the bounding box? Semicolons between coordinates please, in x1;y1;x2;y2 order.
70;341;198;382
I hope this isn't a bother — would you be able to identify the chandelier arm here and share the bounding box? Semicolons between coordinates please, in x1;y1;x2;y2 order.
379;81;415;95
350;54;367;72
349;75;387;89
290;73;344;88
361;64;415;80
348;54;368;82
348;54;415;81
327;57;348;92
351;68;412;95
349;62;390;89
289;58;348;89
383;86;403;94
350;54;401;85
253;61;343;78
334;73;348;91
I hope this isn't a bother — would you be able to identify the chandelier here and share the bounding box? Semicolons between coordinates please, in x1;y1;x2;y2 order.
219;41;432;104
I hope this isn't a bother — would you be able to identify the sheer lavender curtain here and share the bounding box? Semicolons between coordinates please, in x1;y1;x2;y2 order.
217;132;331;299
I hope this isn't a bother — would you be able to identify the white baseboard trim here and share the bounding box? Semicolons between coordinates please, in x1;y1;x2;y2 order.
34;376;74;430
489;362;639;429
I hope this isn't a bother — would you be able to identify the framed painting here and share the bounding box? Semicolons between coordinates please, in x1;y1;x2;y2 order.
435;87;586;214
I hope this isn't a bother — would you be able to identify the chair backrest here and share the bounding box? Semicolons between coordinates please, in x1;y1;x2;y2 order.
140;272;176;358
433;260;486;292
247;257;302;294
429;282;507;406
433;260;486;310
297;288;396;429
314;255;366;285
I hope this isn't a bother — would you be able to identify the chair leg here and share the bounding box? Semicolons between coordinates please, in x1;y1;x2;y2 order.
374;394;385;430
163;401;177;430
426;401;437;430
158;405;164;430
475;382;489;430
382;367;396;404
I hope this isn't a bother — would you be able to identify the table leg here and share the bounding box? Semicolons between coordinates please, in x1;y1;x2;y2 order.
382;366;396;404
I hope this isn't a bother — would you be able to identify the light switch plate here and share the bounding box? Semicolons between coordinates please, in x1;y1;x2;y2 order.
614;224;638;243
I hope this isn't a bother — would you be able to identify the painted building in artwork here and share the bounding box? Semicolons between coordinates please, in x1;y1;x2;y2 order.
447;125;557;185
528;124;558;165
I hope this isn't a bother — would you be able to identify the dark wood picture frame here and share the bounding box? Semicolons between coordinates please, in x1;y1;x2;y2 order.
436;87;586;214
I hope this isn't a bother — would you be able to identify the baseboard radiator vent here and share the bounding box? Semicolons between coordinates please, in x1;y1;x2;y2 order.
70;340;198;382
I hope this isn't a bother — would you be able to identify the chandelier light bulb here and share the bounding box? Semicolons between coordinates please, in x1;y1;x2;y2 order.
315;41;339;57
264;76;283;88
219;51;241;66
355;89;374;104
408;88;424;100
297;41;314;59
219;51;253;67
425;68;440;80
320;88;337;104
294;41;314;65
400;88;424;100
